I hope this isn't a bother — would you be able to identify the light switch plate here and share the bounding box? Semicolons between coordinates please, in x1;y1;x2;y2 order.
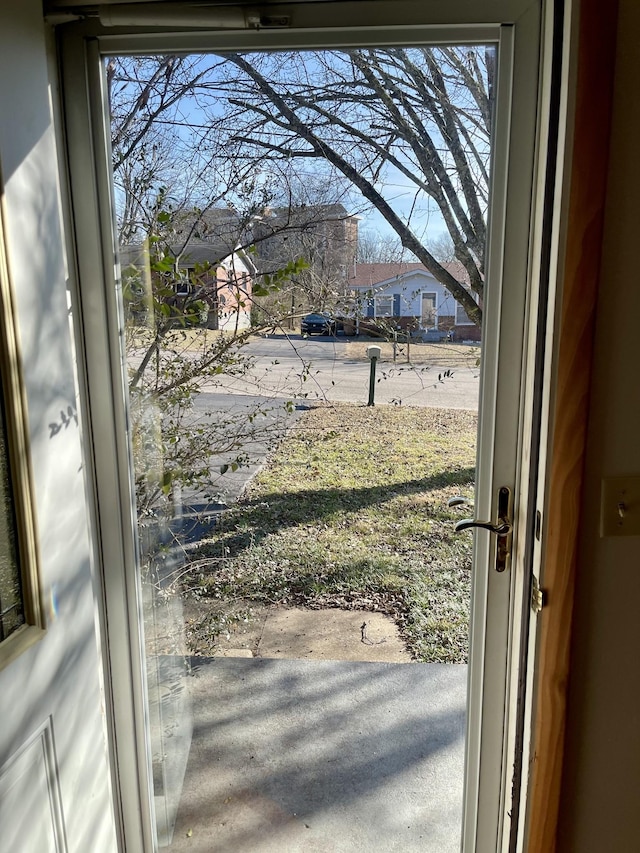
601;476;640;537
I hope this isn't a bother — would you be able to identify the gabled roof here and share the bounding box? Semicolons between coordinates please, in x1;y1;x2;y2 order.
174;208;241;243
119;239;256;273
177;241;256;270
350;262;433;288
350;260;472;288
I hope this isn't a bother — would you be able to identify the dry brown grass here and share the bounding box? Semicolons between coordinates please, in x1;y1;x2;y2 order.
344;339;480;366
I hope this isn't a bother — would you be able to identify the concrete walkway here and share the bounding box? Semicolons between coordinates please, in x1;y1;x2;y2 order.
169;658;467;852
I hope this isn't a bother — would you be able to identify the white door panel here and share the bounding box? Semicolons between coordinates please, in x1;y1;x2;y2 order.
0;4;118;852
0;722;66;853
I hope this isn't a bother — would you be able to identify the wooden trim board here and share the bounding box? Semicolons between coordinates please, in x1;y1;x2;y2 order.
526;0;619;849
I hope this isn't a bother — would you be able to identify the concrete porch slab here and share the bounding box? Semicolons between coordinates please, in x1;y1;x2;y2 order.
169;658;467;852
256;607;412;663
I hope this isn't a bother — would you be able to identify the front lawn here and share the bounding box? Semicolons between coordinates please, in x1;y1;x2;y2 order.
190;404;477;662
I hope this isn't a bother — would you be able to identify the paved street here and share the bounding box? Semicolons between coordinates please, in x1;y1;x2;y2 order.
190;392;298;504
200;335;480;410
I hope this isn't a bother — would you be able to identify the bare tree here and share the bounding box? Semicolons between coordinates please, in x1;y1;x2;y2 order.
109;46;493;325
427;231;457;263
215;46;493;324
357;229;415;264
109;58;364;325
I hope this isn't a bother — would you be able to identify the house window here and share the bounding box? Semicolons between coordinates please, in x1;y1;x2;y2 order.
0;211;44;668
456;301;474;325
375;295;393;317
0;400;23;643
176;268;194;296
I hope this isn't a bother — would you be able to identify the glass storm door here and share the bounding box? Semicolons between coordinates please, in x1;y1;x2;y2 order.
59;1;548;850
421;293;438;330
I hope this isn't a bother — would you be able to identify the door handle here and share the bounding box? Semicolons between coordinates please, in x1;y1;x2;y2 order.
454;518;511;536
452;486;513;572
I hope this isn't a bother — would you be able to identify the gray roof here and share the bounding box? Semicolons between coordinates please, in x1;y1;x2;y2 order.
119;239;255;271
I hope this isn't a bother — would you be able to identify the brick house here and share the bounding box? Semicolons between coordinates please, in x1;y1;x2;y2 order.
120;239;256;331
252;203;361;318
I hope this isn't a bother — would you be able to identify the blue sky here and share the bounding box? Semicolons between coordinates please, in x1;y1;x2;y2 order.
110;46;490;254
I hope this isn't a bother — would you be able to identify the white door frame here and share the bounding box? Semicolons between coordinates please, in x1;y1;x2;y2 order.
57;1;558;849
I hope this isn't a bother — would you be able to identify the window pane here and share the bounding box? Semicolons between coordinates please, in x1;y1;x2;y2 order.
106;37;497;849
375;295;393;316
421;293;437;327
0;394;24;643
456;302;473;324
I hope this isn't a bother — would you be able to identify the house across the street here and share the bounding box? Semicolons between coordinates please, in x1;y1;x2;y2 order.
120;238;256;331
347;261;481;341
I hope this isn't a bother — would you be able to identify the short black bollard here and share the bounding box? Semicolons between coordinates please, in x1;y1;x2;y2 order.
367;345;382;406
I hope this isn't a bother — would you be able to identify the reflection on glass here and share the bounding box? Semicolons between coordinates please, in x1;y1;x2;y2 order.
120;242;194;845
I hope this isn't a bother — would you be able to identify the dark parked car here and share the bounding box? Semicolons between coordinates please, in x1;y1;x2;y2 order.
300;312;336;335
